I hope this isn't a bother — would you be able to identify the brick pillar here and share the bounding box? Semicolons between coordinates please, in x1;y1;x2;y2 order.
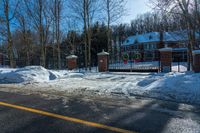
159;48;172;73
97;50;109;72
66;55;78;70
192;50;200;73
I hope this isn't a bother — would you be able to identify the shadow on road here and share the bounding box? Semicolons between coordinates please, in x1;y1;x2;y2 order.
92;100;179;133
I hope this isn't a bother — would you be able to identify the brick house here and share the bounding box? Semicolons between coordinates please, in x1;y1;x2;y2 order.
121;31;199;62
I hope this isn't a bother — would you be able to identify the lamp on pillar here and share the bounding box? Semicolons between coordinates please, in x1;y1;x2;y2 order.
97;49;109;72
66;55;78;70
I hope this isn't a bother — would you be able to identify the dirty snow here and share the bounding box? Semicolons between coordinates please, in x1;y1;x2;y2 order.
0;66;200;105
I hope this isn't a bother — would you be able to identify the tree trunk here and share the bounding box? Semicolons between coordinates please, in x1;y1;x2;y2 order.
84;0;88;70
56;0;61;69
186;19;195;71
22;24;30;66
25;34;30;66
87;0;91;71
39;0;46;67
107;0;111;55
5;1;15;68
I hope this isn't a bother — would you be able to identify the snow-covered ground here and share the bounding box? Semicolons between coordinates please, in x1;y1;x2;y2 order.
172;62;187;72
0;66;200;105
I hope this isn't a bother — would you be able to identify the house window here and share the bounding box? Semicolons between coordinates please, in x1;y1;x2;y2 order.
144;44;157;50
150;44;157;50
144;52;155;60
153;44;157;49
144;44;149;50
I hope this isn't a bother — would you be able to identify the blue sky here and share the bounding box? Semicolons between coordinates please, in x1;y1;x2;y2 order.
122;0;152;23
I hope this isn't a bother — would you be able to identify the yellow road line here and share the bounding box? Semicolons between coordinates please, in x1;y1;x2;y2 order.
0;101;136;133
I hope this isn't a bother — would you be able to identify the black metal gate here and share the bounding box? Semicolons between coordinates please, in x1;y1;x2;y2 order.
109;51;160;72
172;49;188;72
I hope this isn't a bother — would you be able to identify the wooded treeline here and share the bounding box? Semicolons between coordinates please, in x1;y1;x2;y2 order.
0;0;200;70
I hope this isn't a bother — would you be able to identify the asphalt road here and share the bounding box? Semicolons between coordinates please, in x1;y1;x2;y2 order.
0;91;200;133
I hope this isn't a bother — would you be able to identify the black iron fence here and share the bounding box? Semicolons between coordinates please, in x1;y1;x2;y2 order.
0;57;67;69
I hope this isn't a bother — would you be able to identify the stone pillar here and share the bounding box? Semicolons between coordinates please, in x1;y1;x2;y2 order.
159;48;172;73
192;50;200;73
66;55;78;70
97;50;109;72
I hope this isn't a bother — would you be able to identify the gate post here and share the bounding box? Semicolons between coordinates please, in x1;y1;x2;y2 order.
66;55;78;70
192;50;200;73
97;50;109;72
159;47;172;73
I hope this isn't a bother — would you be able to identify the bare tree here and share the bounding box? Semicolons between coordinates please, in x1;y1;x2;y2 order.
67;0;86;69
15;2;32;66
24;0;52;67
103;0;127;54
66;18;80;53
52;0;63;69
68;0;100;70
1;0;19;68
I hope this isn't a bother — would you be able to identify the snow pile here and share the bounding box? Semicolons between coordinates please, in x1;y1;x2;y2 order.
0;66;69;83
132;72;200;104
150;73;200;102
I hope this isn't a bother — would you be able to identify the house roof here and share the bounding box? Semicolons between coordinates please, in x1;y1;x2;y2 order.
124;32;160;46
122;31;199;46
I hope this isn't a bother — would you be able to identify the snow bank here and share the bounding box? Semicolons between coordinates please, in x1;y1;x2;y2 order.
134;72;200;104
0;66;69;83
